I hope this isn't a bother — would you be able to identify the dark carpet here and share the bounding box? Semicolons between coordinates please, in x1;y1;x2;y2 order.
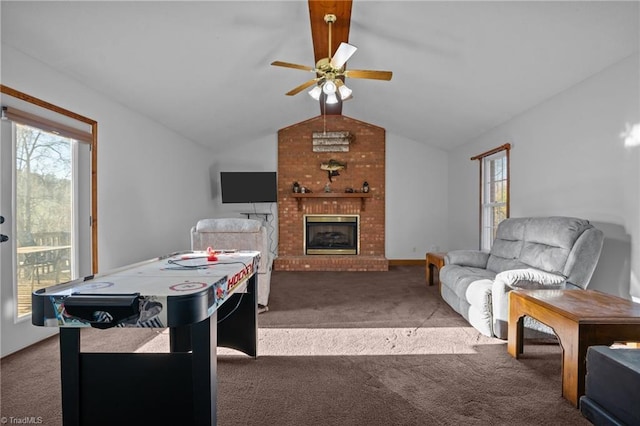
1;266;589;425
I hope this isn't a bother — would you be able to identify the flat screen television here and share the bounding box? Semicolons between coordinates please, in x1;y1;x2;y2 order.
220;171;277;203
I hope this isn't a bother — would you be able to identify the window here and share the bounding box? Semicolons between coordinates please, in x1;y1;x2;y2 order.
1;85;97;319
471;144;510;251
14;123;77;315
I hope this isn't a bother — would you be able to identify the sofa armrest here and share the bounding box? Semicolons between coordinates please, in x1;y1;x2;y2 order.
445;250;489;268
495;268;566;289
491;268;567;339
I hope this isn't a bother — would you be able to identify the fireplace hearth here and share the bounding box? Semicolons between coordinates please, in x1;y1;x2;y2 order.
305;215;358;255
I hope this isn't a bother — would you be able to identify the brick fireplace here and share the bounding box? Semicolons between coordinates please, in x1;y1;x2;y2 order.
276;115;388;271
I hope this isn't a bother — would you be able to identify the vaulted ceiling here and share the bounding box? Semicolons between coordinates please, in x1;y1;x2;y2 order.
1;1;638;152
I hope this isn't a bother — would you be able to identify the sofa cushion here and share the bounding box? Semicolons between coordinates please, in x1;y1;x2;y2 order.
487;218;527;273
440;265;496;301
445;250;489;268
519;217;592;274
486;257;529;274
489;218;525;259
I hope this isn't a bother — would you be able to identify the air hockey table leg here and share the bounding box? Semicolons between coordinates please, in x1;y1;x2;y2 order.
191;314;217;425
60;328;81;426
169;273;258;357
59;320;216;426
217;273;258;357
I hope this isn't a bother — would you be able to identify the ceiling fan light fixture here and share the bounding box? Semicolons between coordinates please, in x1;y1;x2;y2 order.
338;84;352;101
308;85;322;100
322;80;337;95
271;12;392;106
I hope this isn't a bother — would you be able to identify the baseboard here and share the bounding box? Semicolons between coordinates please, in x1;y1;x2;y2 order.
388;259;424;266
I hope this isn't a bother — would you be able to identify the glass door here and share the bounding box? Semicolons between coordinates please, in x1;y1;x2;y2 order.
1;89;95;356
1;112;59;354
14;123;75;315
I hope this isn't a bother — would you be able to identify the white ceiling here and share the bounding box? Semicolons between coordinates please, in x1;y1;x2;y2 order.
2;1;638;151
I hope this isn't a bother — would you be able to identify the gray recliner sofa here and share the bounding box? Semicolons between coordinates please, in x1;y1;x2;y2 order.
440;216;604;339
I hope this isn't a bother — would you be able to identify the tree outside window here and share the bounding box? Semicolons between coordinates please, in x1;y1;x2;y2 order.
15;123;73;315
16;124;72;245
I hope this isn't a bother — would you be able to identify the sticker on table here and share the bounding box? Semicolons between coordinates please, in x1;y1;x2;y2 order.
120;296;164;328
50;295;91;327
169;282;207;292
77;281;115;291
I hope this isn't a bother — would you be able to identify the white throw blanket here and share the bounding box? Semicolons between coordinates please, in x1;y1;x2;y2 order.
495;268;566;289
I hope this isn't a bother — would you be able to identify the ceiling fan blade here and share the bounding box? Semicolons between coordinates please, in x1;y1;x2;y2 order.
330;42;357;69
343;69;393;81
271;61;315;72
285;78;320;96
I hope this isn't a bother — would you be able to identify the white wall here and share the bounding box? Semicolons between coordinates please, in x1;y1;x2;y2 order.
386;132;448;259
210;133;279;215
208;134;280;257
447;54;640;298
2;46;218;270
1;45;218;355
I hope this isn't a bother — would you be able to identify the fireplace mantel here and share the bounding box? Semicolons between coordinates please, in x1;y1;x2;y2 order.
291;192;372;211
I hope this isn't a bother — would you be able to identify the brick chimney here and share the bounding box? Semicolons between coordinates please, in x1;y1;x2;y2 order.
276;115;388;271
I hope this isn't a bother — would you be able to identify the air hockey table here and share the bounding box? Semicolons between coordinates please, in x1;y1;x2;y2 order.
32;250;260;426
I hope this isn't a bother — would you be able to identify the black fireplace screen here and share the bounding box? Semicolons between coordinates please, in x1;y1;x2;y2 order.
305;215;358;255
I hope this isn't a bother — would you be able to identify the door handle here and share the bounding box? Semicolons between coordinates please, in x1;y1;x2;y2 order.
0;216;7;242
0;216;6;242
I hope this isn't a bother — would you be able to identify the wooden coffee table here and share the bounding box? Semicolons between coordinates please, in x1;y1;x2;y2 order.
508;289;640;407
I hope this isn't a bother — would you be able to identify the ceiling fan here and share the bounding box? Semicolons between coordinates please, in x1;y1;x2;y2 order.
271;13;392;104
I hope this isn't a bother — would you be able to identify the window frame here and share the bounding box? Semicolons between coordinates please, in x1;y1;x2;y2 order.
471;143;510;251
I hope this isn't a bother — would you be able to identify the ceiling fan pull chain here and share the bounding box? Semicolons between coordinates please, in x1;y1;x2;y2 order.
329;22;331;59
